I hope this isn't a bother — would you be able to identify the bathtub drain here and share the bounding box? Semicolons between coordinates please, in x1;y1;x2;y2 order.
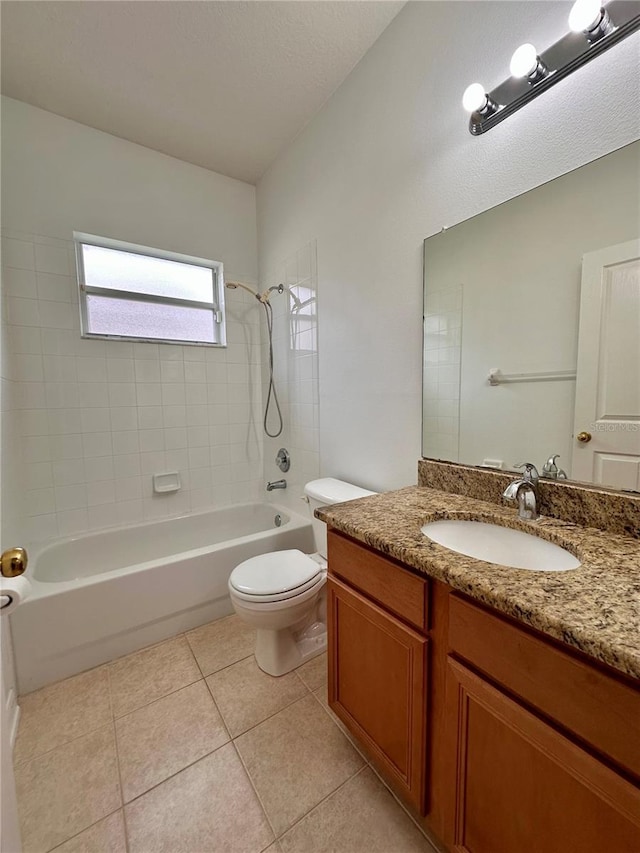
274;514;283;527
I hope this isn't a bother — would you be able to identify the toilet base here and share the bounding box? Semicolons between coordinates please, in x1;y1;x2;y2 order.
255;622;327;677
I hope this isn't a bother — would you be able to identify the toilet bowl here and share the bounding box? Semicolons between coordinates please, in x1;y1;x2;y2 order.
228;478;375;676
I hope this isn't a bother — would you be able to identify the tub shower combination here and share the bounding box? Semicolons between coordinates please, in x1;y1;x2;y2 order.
11;503;314;693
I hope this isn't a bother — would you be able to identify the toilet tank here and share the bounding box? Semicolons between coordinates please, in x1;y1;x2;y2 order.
304;478;376;559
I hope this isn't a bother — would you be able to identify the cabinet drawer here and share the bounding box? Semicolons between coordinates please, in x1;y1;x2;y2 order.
327;530;429;632
448;594;640;780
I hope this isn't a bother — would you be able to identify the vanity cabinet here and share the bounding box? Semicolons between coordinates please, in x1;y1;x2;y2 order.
326;529;640;853
327;533;429;812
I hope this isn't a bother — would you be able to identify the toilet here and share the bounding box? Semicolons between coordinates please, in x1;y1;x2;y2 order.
228;478;375;676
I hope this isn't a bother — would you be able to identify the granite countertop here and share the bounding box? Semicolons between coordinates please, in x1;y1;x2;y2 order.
316;486;640;680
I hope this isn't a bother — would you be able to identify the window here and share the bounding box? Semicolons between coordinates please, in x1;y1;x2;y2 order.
75;233;226;346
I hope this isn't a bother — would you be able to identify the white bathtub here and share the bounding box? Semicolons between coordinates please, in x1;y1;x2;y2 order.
11;503;314;693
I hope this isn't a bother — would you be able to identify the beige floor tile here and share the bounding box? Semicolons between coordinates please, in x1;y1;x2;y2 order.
206;656;307;737
116;680;229;802
235;694;364;837
186;614;255;676
296;652;327;691
109;635;201;717
279;767;435;853
124;743;273;853
51;811;127;853
15;726;121;853
14;667;112;765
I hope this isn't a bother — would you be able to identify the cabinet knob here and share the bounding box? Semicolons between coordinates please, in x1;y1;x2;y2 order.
576;431;592;444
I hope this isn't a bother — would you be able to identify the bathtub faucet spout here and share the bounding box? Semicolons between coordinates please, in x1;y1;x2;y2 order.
266;479;287;491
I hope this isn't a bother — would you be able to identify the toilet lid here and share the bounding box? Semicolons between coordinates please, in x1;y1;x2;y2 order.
230;549;322;596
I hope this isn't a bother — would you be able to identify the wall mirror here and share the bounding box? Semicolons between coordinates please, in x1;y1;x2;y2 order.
422;141;640;491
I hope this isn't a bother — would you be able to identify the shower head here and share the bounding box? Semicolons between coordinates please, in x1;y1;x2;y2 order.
225;281;260;299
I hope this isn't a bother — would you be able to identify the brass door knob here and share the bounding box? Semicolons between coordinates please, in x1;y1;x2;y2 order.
1;547;28;578
576;431;592;443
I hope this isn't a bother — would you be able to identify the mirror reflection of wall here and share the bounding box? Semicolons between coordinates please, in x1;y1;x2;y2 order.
423;141;640;490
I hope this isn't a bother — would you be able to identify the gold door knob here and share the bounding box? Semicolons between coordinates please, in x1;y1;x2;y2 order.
576;431;592;443
1;547;28;578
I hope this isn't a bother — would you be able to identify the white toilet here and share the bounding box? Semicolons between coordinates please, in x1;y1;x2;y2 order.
228;478;375;676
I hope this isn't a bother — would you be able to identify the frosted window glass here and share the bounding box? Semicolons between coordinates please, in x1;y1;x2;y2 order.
86;294;215;343
82;245;214;303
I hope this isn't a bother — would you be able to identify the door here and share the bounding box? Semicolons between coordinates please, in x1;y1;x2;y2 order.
327;576;428;813
446;658;640;853
572;239;640;488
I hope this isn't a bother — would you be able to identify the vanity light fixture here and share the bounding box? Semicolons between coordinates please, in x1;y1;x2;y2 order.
464;0;640;135
509;44;549;83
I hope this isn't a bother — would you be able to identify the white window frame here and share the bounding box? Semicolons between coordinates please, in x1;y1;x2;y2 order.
74;232;227;347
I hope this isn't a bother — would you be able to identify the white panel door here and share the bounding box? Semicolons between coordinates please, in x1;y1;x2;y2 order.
571;239;640;489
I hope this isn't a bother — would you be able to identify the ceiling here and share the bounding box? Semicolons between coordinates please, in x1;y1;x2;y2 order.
0;1;404;185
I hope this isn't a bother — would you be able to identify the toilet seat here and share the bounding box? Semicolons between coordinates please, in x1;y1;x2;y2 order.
229;549;325;604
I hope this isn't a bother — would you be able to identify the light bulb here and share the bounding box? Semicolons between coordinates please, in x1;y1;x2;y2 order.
462;83;487;113
510;43;539;78
569;0;603;32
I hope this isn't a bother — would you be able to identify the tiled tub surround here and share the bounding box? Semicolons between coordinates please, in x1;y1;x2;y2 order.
262;241;320;507
316;486;640;679
12;615;436;853
1;230;266;543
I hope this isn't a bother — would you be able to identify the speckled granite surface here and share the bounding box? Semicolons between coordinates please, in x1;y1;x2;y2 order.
317;486;640;680
418;459;640;539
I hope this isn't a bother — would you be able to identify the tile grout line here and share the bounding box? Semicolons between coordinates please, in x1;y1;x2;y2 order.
46;807;124;853
109;664;131;853
276;764;369;844
231;739;279;843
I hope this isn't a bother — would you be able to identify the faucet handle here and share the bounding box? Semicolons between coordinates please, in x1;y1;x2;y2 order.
514;462;539;486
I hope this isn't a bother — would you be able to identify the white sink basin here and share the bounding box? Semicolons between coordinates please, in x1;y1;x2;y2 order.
421;519;581;571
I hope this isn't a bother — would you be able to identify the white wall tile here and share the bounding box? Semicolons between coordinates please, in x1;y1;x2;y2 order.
111;430;139;455
134;359;161;383
2;238;35;270
26;461;53;490
8;297;40;327
77;357;107;382
57;508;89;536
35;243;71;276
3;266;37;298
86;480;115;507
83;456;114;482
82;431;112;457
108;382;136;407
50;434;83;460
110;407;138;431
55;483;87;511
36;273;73;303
137;406;163;430
107;358;135;382
113;453;141;478
53;459;86;487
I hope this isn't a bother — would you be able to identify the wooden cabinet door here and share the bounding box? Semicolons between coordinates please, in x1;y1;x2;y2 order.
327;576;428;813
446;658;640;853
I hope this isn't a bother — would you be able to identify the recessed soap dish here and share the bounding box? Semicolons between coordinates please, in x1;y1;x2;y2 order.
153;472;181;494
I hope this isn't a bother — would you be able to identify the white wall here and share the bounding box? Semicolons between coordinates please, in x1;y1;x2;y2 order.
257;1;640;492
1;97;261;542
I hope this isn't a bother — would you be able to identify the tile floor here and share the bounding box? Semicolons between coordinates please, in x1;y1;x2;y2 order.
12;615;438;853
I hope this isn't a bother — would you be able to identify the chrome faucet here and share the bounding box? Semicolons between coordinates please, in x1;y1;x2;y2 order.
502;463;539;520
266;479;287;491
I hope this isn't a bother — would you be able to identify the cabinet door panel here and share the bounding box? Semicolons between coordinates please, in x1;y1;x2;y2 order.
328;576;428;812
447;658;640;853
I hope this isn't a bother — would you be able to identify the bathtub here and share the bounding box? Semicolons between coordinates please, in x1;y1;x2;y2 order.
11;502;314;693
